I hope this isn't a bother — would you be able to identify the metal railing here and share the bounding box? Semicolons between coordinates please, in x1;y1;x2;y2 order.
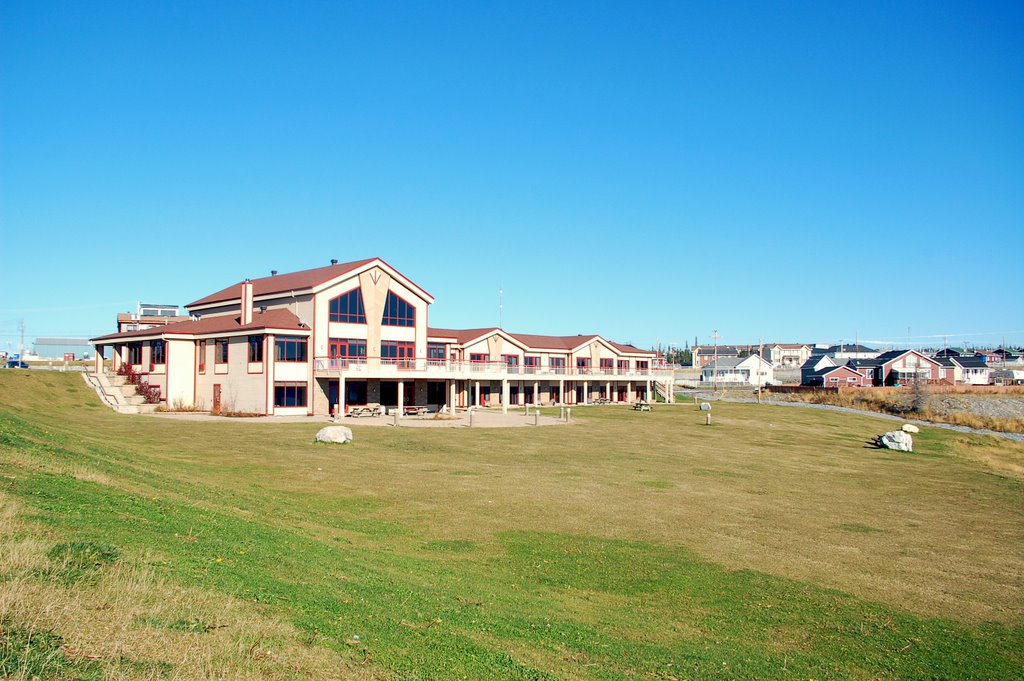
313;356;671;378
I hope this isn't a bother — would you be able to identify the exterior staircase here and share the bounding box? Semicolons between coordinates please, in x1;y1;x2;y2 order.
83;371;159;414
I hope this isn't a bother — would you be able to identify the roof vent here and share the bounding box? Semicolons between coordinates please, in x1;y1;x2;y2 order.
271;270;278;276
331;259;338;265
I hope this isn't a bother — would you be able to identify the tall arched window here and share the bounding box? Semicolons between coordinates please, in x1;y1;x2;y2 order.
382;292;415;327
329;289;366;323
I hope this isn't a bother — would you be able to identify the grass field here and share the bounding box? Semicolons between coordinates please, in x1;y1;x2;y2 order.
1;371;1023;679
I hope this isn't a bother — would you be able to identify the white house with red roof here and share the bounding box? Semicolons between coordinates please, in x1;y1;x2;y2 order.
91;258;668;416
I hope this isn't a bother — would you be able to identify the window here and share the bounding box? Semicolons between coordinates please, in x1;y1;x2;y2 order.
427;343;446;360
274;382;307;407
617;359;630;373
248;335;263;363
275;336;308;362
128;343;143;365
215;339;229;364
636;360;649;372
550;357;566;373
150;340;165;366
382;291;415;327
469;353;490;363
524;356;540;373
503;354;519;367
576;358;591;373
329;289;366;323
600;358;614;373
382;340;415;367
329;338;367;359
198;340;206;373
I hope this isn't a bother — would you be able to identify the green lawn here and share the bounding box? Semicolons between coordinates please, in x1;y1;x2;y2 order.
1;371;1023;679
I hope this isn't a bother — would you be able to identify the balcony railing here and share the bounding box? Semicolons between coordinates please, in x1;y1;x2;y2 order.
314;357;671;378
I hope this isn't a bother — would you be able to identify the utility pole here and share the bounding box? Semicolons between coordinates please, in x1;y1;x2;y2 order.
757;336;764;404
498;286;503;329
712;329;720;391
18;319;25;358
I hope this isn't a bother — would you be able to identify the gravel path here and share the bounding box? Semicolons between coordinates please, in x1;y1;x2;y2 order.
687;392;1024;443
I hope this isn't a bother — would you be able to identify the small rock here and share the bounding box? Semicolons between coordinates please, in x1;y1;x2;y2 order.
901;423;920;433
314;426;353;444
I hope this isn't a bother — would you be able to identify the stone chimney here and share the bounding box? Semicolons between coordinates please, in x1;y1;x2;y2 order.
241;279;254;325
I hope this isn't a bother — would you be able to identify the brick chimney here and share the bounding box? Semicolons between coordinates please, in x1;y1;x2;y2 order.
241;279;254;325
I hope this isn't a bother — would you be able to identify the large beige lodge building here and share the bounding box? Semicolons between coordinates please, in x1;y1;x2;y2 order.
91;258;671;416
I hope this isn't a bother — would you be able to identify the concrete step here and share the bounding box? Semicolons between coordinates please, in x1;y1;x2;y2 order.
108;375;128;387
137;404;159;414
119;384;138;397
124;395;146;406
117;405;140;414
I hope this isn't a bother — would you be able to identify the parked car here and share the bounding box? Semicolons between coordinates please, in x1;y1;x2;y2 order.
4;360;29;369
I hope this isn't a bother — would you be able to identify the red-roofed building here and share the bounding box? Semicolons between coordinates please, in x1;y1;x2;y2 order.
91;258;668;416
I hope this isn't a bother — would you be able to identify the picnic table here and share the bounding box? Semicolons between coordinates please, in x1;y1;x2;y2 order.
347;403;383;417
592;397;610;405
403;405;429;416
633;401;652;411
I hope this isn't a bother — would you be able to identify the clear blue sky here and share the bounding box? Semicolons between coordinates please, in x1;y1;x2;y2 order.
2;1;1022;354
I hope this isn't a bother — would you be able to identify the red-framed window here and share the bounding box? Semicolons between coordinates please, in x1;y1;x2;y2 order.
524;356;540;373
128;343;142;365
600;358;614;372
215;338;229;364
273;382;307;407
329;289;366;323
549;357;566;373
576;357;591;373
150;340;165;367
329;338;367;359
382;340;415;367
427;343;446;360
617;359;630;372
636;360;649;371
469;353;490;363
503;354;519;367
274;336;308;362
382;291;415;327
248;335;263;363
198;340;206;373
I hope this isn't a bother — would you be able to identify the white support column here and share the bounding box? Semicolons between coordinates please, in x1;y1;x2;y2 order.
397;381;404;418
474;381;481;407
449;380;457;411
583;380;588;404
627;381;633;403
339;376;346;415
501;379;509;414
533;381;539;405
558;379;564;405
646;380;651;402
606;381;611;401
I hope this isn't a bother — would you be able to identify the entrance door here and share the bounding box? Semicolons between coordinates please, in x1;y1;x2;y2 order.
328;380;339;415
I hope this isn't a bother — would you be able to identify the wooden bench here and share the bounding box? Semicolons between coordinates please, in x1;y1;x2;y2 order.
633;401;652;412
347;403;383;417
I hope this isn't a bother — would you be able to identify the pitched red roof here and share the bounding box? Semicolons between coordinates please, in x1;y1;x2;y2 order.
187;258;378;308
91;309;307;343
427;327;501;344
427;328;655;356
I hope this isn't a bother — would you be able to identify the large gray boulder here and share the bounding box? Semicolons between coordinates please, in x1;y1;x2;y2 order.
879;430;913;452
314;425;353;444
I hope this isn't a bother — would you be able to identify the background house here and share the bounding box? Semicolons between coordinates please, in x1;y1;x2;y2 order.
701;355;774;386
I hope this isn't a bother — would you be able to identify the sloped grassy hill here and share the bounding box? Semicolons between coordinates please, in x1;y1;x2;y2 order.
1;371;1022;679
